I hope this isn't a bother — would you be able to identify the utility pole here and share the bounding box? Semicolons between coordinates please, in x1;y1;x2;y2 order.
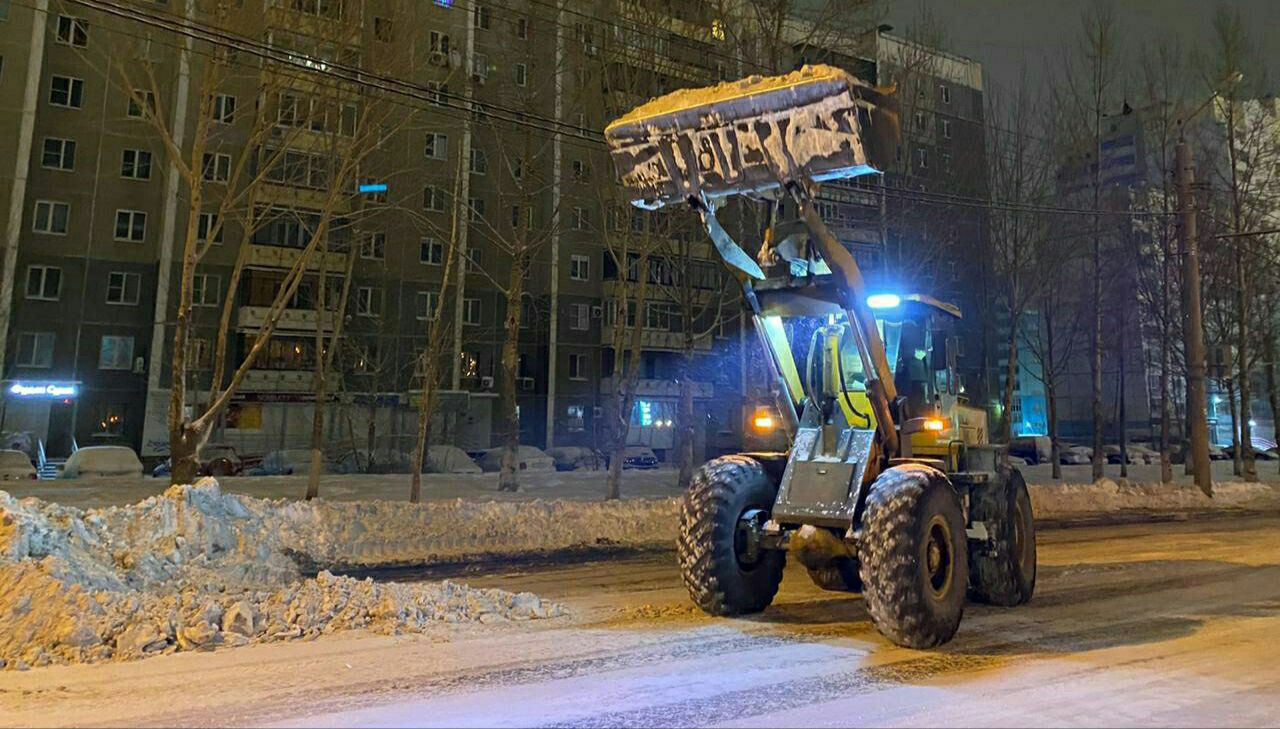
1175;139;1213;496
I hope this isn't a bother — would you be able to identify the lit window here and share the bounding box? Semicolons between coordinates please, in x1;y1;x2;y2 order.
98;335;135;370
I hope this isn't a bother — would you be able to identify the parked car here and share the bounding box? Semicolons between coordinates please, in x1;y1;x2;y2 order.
1207;444;1230;461
424;445;482;474
1060;445;1092;465
1126;444;1160;465
0;449;37;480
337;448;413;474
548;447;602;472
1103;445;1138;465
152;443;247;478
245;449;332;476
62;446;143;479
622;446;660;470
1223;443;1280;461
478;446;555;473
1008;436;1050;465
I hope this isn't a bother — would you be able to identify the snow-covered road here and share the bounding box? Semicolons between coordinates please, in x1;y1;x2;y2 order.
4;513;1278;727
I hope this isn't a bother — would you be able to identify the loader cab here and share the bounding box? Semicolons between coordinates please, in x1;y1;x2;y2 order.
754;283;962;426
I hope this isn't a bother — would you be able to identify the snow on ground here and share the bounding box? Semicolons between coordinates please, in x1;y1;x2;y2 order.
1;463;1277;672
0;480;569;671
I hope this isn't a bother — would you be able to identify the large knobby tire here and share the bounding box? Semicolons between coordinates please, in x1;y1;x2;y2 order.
678;455;785;616
969;468;1037;606
857;464;968;649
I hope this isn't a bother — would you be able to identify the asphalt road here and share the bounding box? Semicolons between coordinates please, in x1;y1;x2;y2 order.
5;514;1279;728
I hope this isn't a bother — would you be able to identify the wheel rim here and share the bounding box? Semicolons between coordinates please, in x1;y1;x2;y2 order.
735;508;766;570
924;515;954;599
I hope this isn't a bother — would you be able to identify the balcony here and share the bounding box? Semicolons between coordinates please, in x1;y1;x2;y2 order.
601;326;712;352
237;305;337;332
598;377;714;399
240;369;341;394
246;244;349;272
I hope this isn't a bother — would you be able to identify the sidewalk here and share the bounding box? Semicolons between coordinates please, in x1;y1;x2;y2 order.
3;461;1278;510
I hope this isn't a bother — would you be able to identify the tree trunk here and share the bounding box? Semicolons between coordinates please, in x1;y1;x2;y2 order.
606;433;624;501
1267;328;1280;475
365;401;377;473
410;361;436;504
1047;377;1061;480
1001;314;1019;457
1118;333;1128;479
1235;252;1257;481
170;422;204;485
677;347;696;489
1227;377;1240;476
498;259;525;493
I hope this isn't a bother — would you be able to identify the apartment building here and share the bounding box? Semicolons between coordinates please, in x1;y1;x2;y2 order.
0;0;747;463
0;0;991;464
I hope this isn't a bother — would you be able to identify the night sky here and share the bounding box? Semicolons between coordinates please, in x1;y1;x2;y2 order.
884;0;1280;99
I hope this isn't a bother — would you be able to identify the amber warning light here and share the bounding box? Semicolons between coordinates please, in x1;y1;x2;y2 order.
752;409;776;431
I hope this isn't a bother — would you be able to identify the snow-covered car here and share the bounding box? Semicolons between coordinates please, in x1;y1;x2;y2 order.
246;449;333;476
1060;445;1092;465
622;446;660;470
337;448;413;474
154;444;251;478
0;449;36;480
62;446;143;479
425;445;482;474
478;446;555;473
1126;444;1160;464
547;446;602;471
1103;445;1138;465
1207;444;1230;461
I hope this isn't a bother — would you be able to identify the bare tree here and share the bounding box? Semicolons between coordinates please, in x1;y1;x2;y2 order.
1054;0;1122;480
89;0;381;483
1202;5;1279;481
985;68;1054;455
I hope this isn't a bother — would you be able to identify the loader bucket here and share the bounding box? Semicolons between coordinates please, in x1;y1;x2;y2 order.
604;64;899;209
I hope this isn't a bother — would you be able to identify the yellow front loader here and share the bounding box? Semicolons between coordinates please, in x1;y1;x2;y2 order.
605;65;1035;648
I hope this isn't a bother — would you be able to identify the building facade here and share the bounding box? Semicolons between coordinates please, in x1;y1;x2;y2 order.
0;0;989;465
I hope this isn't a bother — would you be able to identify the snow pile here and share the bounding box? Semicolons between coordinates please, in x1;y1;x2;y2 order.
1028;479;1280;518
0;480;567;670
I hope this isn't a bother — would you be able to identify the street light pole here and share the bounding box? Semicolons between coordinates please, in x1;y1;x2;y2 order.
1175;138;1213;496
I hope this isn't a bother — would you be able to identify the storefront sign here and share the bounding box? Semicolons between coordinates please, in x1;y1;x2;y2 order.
8;382;78;398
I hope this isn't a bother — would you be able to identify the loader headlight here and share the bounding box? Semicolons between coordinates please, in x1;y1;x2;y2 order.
866;293;901;310
923;418;947;432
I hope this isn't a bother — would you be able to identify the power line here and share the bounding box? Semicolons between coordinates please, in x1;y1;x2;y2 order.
47;0;1201;222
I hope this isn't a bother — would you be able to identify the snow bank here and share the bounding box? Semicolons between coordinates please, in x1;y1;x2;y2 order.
1028;479;1280;519
0;480;577;670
